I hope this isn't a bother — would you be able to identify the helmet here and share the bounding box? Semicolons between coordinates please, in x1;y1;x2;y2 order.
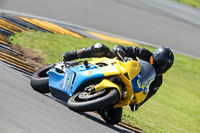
151;47;174;75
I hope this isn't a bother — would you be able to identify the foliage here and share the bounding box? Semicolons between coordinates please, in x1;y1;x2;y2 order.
176;0;200;8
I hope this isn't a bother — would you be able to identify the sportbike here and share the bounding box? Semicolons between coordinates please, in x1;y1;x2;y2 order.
31;56;155;124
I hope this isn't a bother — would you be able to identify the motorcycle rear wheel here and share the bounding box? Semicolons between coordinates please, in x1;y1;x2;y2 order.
67;88;119;112
98;107;122;125
30;64;53;93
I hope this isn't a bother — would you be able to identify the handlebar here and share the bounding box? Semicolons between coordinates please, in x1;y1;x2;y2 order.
64;60;89;68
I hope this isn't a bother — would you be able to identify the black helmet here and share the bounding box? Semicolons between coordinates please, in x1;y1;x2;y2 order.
152;47;174;76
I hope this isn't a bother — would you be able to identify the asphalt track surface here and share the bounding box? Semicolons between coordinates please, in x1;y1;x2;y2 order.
0;0;200;58
0;62;134;133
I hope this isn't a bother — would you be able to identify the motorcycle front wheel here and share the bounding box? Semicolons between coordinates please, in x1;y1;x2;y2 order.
30;64;53;93
67;88;119;112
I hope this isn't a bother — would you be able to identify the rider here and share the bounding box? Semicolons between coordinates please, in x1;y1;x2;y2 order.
63;43;174;124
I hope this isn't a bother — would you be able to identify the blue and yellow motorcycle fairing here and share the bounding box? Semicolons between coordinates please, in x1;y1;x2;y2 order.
46;57;155;112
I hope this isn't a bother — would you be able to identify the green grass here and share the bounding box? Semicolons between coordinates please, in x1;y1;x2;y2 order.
9;31;200;133
176;0;200;8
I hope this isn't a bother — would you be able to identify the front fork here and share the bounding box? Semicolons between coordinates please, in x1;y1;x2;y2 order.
94;79;122;100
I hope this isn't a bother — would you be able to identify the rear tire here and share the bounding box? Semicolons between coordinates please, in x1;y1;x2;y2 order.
30;64;53;93
67;88;119;112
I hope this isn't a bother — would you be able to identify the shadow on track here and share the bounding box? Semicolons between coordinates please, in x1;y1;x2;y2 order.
42;93;136;133
79;112;133;133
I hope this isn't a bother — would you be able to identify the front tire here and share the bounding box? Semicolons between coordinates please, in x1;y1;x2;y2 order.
67;88;119;112
30;64;53;93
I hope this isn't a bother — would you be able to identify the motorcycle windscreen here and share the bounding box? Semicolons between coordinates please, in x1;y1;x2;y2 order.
48;68;66;91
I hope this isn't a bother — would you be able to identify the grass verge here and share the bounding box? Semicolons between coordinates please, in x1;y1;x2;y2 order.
175;0;200;9
9;31;200;133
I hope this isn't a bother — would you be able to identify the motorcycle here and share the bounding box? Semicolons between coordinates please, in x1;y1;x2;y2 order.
30;55;156;124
